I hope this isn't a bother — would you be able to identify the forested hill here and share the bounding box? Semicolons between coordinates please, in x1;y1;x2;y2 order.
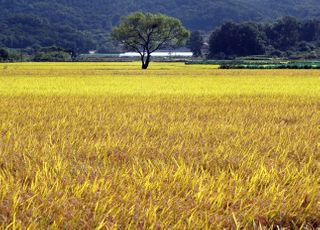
1;0;320;52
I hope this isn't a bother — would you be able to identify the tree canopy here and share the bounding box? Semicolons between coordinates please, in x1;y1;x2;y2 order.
208;18;320;59
0;48;9;61
209;22;266;58
112;12;189;69
186;31;204;57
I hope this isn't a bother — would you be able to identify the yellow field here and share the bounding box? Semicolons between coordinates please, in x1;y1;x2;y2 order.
0;62;320;229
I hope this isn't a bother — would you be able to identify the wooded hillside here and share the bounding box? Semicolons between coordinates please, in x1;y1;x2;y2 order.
1;0;319;52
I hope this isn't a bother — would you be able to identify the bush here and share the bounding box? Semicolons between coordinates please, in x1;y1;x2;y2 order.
0;48;9;61
33;51;72;62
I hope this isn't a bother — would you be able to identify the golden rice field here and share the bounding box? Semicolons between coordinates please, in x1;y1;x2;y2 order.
0;62;320;229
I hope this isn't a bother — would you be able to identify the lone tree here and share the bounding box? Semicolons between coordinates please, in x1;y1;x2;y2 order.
112;12;189;69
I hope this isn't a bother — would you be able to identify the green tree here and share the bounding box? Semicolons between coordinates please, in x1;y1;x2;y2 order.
112;12;189;69
265;16;301;50
186;31;204;57
0;48;9;61
300;19;320;42
208;22;266;58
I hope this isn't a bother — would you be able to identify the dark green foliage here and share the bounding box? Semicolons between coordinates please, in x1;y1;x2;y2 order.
0;13;96;53
186;31;204;57
33;51;72;62
300;19;320;42
0;48;28;62
208;17;320;59
208;22;266;58
265;17;301;50
1;0;320;52
0;48;9;61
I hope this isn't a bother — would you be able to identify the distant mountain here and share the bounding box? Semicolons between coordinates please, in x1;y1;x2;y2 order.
1;0;320;52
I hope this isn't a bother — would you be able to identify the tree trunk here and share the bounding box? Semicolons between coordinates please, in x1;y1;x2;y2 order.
141;53;151;69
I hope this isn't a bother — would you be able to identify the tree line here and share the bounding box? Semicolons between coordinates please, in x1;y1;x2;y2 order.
1;13;320;63
204;16;320;59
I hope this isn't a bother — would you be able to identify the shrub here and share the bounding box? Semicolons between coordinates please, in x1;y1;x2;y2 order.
0;48;9;61
33;51;72;62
